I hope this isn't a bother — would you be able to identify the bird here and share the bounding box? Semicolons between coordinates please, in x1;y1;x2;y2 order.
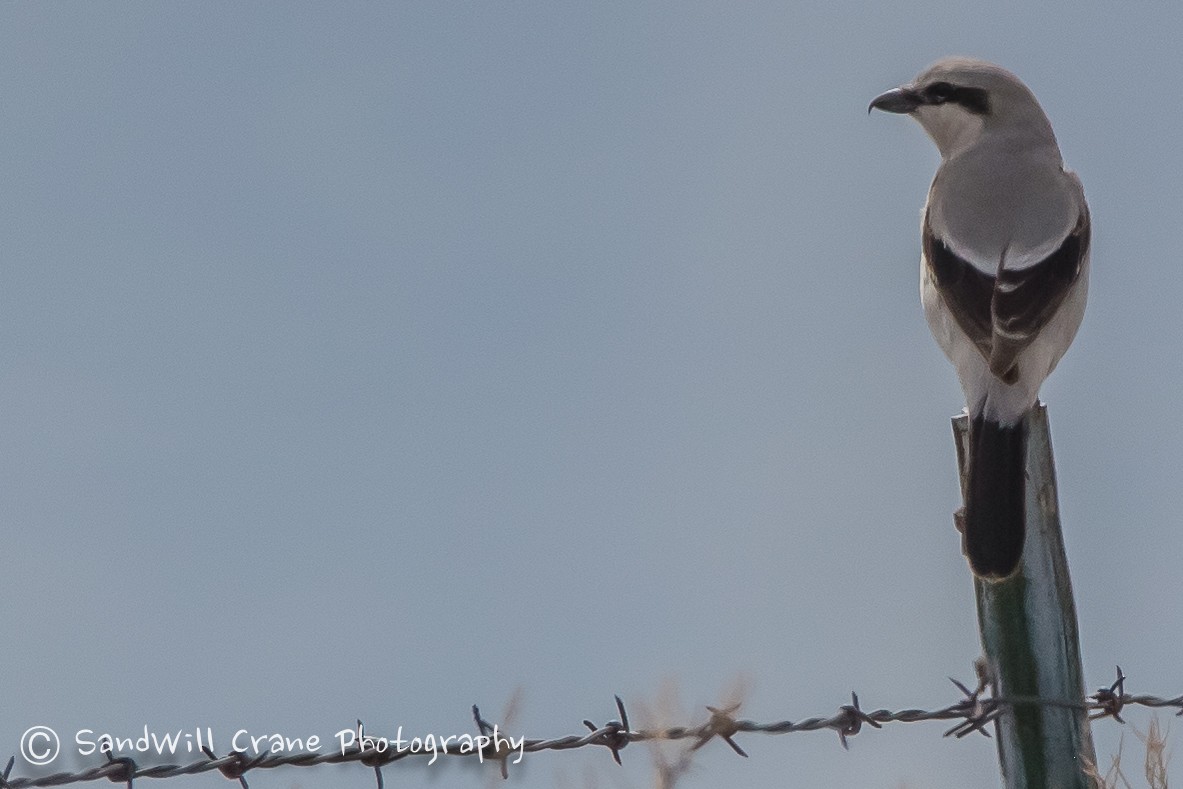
869;58;1090;579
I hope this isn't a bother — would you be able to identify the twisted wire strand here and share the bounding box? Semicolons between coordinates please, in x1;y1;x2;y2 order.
2;673;1172;789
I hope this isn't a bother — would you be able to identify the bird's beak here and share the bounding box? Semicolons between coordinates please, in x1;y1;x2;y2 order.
868;86;922;114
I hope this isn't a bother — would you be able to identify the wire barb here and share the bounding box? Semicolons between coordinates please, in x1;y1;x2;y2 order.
102;754;136;789
943;676;999;738
582;695;631;765
1090;665;1127;722
835;692;881;750
200;747;256;789
472;705;515;779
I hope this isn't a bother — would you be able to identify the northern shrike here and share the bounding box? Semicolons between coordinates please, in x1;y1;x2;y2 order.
870;58;1090;578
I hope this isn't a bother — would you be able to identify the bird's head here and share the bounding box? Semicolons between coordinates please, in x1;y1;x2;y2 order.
869;57;1057;157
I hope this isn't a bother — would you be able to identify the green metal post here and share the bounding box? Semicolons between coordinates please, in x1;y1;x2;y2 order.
952;404;1095;788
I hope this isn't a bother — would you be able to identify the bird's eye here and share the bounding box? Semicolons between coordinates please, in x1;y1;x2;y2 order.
925;81;956;103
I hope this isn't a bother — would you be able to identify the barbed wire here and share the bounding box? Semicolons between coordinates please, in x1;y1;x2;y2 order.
3;666;1177;789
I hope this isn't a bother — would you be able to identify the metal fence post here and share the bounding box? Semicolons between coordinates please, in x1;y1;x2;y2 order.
952;404;1096;788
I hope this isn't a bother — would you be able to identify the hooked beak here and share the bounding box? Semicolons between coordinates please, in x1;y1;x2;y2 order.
868;86;923;114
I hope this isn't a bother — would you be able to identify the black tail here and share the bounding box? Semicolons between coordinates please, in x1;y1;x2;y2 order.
965;415;1027;578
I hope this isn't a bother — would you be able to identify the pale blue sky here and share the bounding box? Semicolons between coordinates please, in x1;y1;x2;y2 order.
3;4;1181;788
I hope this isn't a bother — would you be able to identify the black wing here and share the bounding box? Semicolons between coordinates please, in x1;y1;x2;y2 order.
922;220;996;364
